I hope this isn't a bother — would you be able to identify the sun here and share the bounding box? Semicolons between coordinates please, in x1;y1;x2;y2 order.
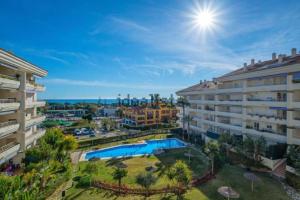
186;2;221;35
194;9;216;30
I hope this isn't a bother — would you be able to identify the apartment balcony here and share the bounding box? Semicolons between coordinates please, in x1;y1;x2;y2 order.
245;98;287;107
202;119;242;132
245;84;287;92
190;125;202;132
188;107;199;113
0;139;20;165
217;84;243;93
25;115;46;128
217;100;243;106
245;113;287;125
26;82;45;92
25;101;46;109
0;120;19;138
288;129;300;145
0;74;20;89
0;99;20;112
245;127;286;143
215;110;242;118
291;102;300;109
25;129;46;146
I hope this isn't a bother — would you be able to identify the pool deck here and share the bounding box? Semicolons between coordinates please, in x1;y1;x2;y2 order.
79;138;187;162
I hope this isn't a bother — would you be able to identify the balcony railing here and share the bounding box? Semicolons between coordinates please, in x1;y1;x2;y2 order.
247;97;287;102
0;74;18;81
245;126;287;136
0;139;18;153
247;113;286;120
25;115;46;128
26;81;45;91
0;120;18;128
0;98;17;103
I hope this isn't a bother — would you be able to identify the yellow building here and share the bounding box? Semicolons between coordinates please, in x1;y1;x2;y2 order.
122;104;178;127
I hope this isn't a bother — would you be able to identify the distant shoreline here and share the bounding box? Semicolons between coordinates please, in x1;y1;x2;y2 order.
44;98;153;104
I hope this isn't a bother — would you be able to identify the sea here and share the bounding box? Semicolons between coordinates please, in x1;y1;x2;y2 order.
45;99;118;105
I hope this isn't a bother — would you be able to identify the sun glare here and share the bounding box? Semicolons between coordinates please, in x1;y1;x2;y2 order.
186;2;221;36
194;9;216;30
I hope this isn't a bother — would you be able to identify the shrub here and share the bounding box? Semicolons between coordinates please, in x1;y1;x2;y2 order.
77;175;92;188
286;172;300;189
73;176;81;182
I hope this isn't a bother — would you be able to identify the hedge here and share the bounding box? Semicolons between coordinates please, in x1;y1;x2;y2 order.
77;128;178;148
286;171;300;190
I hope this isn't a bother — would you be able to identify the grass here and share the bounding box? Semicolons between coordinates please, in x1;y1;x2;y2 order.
76;147;208;188
65;134;290;200
66;164;289;200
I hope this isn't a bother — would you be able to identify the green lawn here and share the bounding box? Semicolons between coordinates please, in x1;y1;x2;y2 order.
66;164;290;200
65;134;290;200
76;147;208;188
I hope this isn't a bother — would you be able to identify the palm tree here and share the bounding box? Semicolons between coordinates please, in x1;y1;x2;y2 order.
243;135;266;164
112;168;128;193
177;96;190;140
154;93;160;108
204;141;220;174
167;160;191;199
218;132;233;156
149;94;154;107
253;136;266;163
184;115;193;141
136;172;157;197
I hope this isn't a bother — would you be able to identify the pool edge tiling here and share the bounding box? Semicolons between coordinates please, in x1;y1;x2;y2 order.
80;138;187;161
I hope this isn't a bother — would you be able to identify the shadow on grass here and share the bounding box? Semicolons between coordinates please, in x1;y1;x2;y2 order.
155;148;208;178
105;157;133;167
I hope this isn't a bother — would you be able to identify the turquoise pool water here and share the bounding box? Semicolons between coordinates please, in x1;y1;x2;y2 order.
85;138;186;159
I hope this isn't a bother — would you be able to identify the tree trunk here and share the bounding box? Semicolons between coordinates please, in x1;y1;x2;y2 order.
211;157;214;175
118;179;121;194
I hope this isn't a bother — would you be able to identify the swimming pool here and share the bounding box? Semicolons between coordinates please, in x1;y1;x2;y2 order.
83;138;186;160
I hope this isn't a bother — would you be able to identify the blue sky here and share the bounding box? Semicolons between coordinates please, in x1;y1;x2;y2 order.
1;0;300;99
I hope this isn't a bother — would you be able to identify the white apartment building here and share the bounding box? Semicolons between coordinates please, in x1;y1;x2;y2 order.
0;49;47;165
176;48;300;164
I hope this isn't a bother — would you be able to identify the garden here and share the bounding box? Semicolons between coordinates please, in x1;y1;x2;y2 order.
63;133;291;200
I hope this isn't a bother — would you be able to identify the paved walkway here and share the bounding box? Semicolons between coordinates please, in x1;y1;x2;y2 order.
46;179;72;200
71;151;82;164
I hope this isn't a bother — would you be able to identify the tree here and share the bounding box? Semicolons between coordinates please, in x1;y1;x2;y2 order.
154;93;160;108
168;160;192;187
112;168;128;193
287;145;300;173
218;133;233;156
242;135;266;165
136;172;157;197
82;113;93;123
167;160;191;200
253;136;266;163
183;115;193;141
177;96;190;140
149;94;154;107
101;117;116;131
204;141;220;174
84;162;99;174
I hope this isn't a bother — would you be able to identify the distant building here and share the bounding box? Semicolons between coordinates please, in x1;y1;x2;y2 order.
122;104;178;127
46;109;87;118
97;107;117;117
